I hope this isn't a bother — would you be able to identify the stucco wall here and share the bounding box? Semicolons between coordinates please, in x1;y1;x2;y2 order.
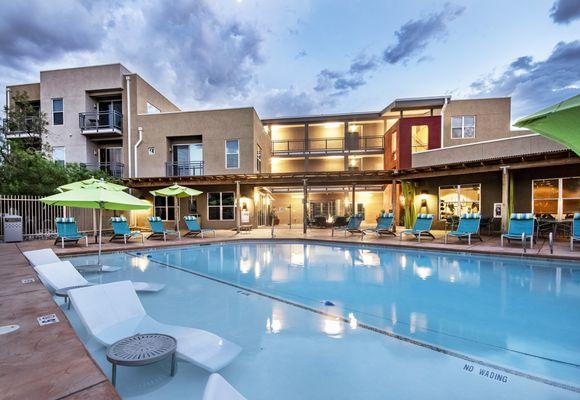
7;83;41;102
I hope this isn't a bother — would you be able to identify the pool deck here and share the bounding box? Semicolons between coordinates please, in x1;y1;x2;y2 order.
2;227;579;400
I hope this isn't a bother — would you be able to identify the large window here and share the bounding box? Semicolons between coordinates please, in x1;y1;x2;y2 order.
391;131;397;160
208;192;235;220
52;146;65;165
533;177;580;220
439;184;481;220
411;125;429;153
451;116;475;139
256;144;262;173
52;98;63;125
226;139;239;169
172;143;203;176
154;196;175;221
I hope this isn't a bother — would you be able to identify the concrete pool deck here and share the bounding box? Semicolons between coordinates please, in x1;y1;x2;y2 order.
2;227;579;399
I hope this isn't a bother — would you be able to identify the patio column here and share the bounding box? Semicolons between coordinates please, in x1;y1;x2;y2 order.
303;179;308;234
501;166;509;232
391;179;397;232
236;180;241;234
352;184;356;215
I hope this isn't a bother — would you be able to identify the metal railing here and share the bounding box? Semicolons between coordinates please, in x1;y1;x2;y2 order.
2;116;43;138
272;135;384;155
79;111;123;133
0;195;97;240
165;161;204;177
80;162;125;178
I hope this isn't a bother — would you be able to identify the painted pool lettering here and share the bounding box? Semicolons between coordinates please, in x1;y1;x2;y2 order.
463;364;508;384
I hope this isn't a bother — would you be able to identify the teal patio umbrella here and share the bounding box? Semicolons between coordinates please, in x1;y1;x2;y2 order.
514;94;580;156
42;179;151;268
150;183;203;230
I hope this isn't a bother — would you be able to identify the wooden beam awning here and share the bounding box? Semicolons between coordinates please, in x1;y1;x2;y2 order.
124;150;579;189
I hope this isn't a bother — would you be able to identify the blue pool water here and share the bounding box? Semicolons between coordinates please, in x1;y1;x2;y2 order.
65;241;580;399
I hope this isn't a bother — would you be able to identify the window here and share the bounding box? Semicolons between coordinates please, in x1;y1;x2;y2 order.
146;102;160;114
226;139;239;169
411;125;429;153
256;144;262;173
438;184;481;220
52;98;63;125
533;177;580;220
172;143;203;176
208;192;235;220
52;146;65;165
154;196;175;221
391;131;397;160
451;116;475;139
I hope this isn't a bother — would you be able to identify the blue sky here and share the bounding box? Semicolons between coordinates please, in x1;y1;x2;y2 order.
0;0;579;121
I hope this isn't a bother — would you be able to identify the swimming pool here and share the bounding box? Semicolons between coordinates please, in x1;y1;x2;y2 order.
65;240;580;399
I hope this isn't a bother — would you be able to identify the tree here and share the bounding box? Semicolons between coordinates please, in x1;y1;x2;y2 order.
0;92;115;195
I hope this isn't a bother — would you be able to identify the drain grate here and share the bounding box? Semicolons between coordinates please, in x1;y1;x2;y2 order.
37;314;59;326
21;278;35;284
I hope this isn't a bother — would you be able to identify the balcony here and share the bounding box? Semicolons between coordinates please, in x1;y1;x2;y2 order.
2;117;43;140
166;161;204;177
272;135;384;156
79;111;123;138
80;162;125;178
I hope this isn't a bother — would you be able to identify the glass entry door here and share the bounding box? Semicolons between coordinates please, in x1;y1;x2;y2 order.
99;147;122;177
172;144;203;176
97;99;122;128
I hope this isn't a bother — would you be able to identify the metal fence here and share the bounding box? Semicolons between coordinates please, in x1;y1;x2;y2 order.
0;195;100;240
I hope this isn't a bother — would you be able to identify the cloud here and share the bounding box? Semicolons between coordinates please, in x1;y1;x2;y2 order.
383;3;465;64
550;0;580;24
261;87;317;117
295;50;308;59
470;40;580;118
0;1;103;69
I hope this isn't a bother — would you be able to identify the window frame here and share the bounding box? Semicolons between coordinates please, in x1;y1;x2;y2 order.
256;144;262;173
154;196;176;221
450;115;476;139
225;139;240;169
52;146;65;165
207;191;236;221
52;98;64;126
411;124;429;153
438;183;481;220
532;177;580;220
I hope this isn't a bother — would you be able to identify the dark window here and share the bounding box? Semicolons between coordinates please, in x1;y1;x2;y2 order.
52;98;63;125
208;192;235;220
154;196;175;220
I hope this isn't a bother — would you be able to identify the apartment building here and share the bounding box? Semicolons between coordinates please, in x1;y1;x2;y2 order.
4;64;579;231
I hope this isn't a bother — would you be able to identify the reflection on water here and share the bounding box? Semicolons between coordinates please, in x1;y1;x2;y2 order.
144;241;580;372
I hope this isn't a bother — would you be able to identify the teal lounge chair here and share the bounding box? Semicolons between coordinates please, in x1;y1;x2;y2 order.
183;215;215;238
501;213;535;249
110;216;144;244
147;216;181;241
366;213;396;236
332;214;364;237
54;217;88;248
400;214;435;242
570;213;580;251
444;213;481;245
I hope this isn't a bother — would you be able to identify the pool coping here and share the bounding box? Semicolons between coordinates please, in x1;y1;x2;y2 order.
118;245;580;394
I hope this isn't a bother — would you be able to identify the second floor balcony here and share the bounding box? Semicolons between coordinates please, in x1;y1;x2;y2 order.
272;135;384;156
2;116;43;140
80;162;125;178
166;161;204;177
79;111;123;138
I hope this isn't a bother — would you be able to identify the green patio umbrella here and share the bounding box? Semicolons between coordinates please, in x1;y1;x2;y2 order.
150;183;203;230
42;180;151;267
514;94;580;156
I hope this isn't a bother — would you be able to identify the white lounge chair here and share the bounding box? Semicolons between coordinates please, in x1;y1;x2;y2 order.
68;281;242;372
203;373;246;400
23;248;119;272
34;261;165;294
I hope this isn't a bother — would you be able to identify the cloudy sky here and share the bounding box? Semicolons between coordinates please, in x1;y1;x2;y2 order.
1;0;579;120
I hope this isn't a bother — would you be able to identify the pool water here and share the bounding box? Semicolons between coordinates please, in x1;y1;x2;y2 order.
65;241;580;399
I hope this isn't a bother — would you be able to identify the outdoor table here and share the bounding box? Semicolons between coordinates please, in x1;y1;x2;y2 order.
106;334;177;387
538;219;572;238
54;285;89;309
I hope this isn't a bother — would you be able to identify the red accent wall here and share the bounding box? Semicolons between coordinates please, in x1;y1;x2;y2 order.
384;116;441;170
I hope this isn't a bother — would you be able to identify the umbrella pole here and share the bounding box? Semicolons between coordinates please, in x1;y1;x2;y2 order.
98;207;103;266
93;209;97;238
176;196;180;231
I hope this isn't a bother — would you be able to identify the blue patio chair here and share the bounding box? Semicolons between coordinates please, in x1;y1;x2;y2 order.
501;213;535;249
332;214;364;238
444;213;481;245
147;216;181;241
400;214;435;242
110;216;144;244
183;215;215;238
54;217;88;248
571;213;580;251
366;213;396;237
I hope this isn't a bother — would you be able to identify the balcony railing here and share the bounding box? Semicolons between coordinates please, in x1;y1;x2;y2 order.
272;135;384;156
80;162;124;178
2;116;43;139
166;161;204;177
79;111;123;135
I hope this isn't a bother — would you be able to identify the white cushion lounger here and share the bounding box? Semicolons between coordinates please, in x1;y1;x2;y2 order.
23;248;119;272
202;373;247;400
68;281;242;372
34;261;165;293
